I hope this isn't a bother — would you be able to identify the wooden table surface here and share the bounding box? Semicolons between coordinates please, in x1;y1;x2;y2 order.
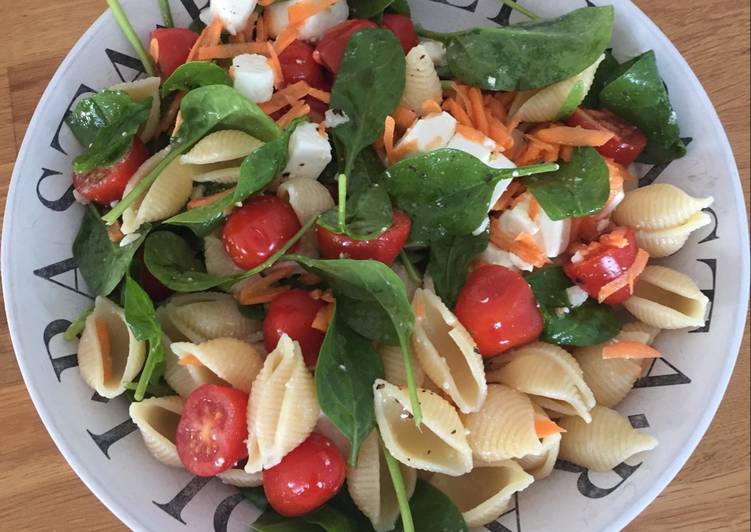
0;1;748;531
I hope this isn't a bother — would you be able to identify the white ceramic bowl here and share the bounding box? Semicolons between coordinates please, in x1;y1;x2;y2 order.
3;1;748;531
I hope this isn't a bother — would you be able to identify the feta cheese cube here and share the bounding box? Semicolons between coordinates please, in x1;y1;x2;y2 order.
232;54;275;103
566;285;589;308
419;38;448;67
282;123;333;180
447;129;496;164
205;0;258;35
536;209;571;258
267;0;349;43
394;111;457;156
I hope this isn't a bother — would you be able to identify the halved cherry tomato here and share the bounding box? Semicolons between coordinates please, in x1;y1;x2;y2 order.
264;290;327;367
567;107;648;166
263;433;346;517
279;40;331;122
381;14;419;54
73;138;150;204
563;226;638;305
223;195;302;270
176;384;249;477
316;19;379;74
455;264;544;356
315;210;411;265
135;248;173;302
150;28;199;78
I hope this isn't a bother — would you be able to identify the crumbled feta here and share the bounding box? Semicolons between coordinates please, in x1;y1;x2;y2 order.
267;0;349;43
72;189;90;205
571;251;585;264
205;0;258;35
447;130;496;164
419;38;447;67
565;285;589;308
231;54;275;103
394;111;457;157
536;208;571;258
324;109;350;128
282;123;333;180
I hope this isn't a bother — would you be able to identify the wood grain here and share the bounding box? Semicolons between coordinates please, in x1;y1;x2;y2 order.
0;1;748;531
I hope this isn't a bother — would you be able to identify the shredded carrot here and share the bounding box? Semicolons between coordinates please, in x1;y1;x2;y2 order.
568;215;601;245
276;100;311;128
178;354;204;366
512;233;549;267
187;18;223;62
484;94;507;123
535;126;615;147
488;118;513;151
159;92;184;133
392;140;419;164
393;106;418;130
255;13;268;43
535;418;566;438
514;140;546;166
258;0;275;5
307;87;331;104
383;116;397;164
599;227;630;248
598;248;650;303
560;145;574;162
299;272;323;285
288;0;337;26
310;289;335;303
510;191;529;209
259;81;312;114
186;188;234;210
506;115;521;134
452;124;484;144
274;26;299;54
452;83;472;115
527;136;559;164
442;98;473;127
234;266;296;305
238;286;291;305
605;157;637;182
497;92;516;107
468;87;489;135
602;341;661;360
311;303;335;332
421;99;443;115
318;121;327;136
95;320;112;381
197;42;266;60
528;196;540;221
492;180;524;211
266;42;284;89
107;222;124;243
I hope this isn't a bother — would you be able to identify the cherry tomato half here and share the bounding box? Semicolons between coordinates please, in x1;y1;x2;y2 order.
316;19;379;74
279;40;331;122
73;138;150;205
263;433;346;517
316;210;411;265
150;28;199;78
567;107;648;166
264;290;327;367
223;195;302;270
455;264;544;357
381;14;419;54
563;227;638;305
176;384;249;477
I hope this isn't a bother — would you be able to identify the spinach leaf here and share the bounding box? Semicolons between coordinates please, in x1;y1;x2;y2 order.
394;480;467;532
524;147;609;221
63;305;94;342
73;205;148;296
250;510;320;532
428;231;489;308
305;506;362;532
66;90;152;174
527;266;620;346
598;50;687;164
582;49;620;108
387;0;410;15
434;6;613;91
238;303;266;321
104;85;281;224
287;256;422;424
241;487;269;512
384;149;556;243
318;183;393;240
123;275;166;400
348;0;395;18
161;62;232;96
316;309;385;465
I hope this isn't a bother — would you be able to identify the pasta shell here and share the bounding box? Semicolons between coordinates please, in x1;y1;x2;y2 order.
170;337;264;393
192;160;245;184
429;460;534;527
515;405;561;480
613;183;714;231
411;289;487;413
461;384;542;463
181;130;264;165
559;405;658;472
110;77;161;142
161;334;218;398
374;379;472;476
378;344;425;388
391;263;420;302
217;469;263;488
623;265;709;329
277;177;335;224
78;296;146;398
401;45;443;114
574;346;642;408
489;342;596;422
129;395;184;468
163;292;262;343
246;335;319;473
347;432;417;532
120;148;169;234
619;321;661;345
635;211;712;258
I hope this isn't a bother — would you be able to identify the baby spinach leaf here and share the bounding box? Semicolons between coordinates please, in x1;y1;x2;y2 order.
241;487;269;512
66;90;152;174
286;255;422;425
316;308;385;465
428;230;489;308
238;303;266;321
73;205;148;296
317;183;393;240
161;62;232;96
527;266;620;346
524;147;609;221
435;6;613;91
394;480;467;532
63;305;94;342
250;510;320;532
104;85;281;224
305;506;362;532
348;0;395;18
598;50;687;164
582;49;620;108
384;149;556;243
387;0;410;15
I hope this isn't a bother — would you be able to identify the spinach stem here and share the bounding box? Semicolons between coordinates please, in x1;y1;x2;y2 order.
500;0;539;19
399;335;423;427
382;439;415;532
415;26;451;42
400;251;422;284
337;173;347;231
134;339;164;401
106;0;157;77
63;305;94;342
158;0;174;28
502;161;559;178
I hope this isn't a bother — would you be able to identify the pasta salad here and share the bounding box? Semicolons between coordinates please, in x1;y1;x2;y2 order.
64;0;713;529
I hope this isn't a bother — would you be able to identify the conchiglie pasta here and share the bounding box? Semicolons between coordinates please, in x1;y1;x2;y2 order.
374;379;472;476
163;292;262;343
347;431;417;532
575;345;642;409
129;395;184;468
377;344;425;388
515;405;561;480
401;44;443;114
170;337;264;393
558;405;658;472
110;77;161;142
619;321;661;345
217;469;264;488
623;266;709;329
246;335;319;473
277;177;335;224
181;130;264;165
635;211;712;258
489;342;596;422
162;334;217;398
192;161;244;184
411;289;487;414
78;296;146;398
429;461;534;527
390;263;420;302
461;384;542;463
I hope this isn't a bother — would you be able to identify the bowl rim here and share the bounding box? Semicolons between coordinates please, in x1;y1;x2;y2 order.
2;1;749;531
